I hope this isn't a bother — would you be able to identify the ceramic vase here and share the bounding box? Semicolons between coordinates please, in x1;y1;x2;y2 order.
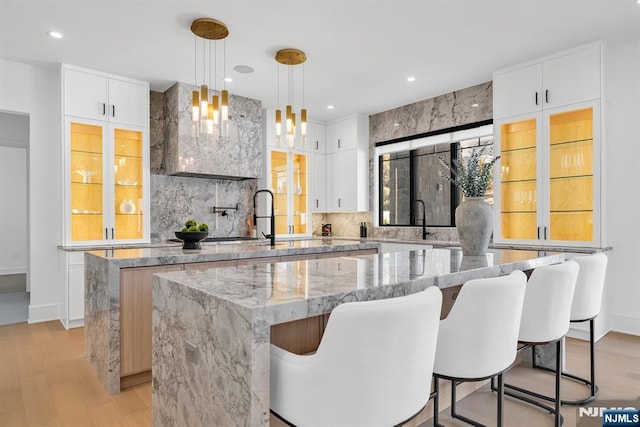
455;197;493;256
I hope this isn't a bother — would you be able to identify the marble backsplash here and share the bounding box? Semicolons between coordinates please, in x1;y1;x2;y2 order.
368;81;493;144
311;212;459;242
150;174;257;243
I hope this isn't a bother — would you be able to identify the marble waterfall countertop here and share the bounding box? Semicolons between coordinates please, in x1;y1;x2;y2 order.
84;238;380;267
151;247;565;426
84;238;380;395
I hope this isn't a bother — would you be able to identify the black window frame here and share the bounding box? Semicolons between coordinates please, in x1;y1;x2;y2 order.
376;120;493;228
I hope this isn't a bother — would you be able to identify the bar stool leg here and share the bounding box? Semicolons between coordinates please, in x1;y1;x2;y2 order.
432;377;443;427
497;374;504;427
555;340;561;427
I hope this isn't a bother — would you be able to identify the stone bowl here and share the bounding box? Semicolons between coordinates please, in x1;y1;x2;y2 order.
174;231;209;249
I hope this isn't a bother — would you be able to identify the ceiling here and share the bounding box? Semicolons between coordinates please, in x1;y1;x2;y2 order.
2;0;640;122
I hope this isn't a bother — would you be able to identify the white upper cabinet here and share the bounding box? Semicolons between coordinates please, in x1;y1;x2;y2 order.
310;121;326;153
63;66;149;128
493;63;542;118
64;69;109;121
542;46;600;110
108;78;150;127
326;114;368;153
494;43;601;119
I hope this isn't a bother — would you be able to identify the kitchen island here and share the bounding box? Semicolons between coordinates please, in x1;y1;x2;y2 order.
151;247;565;427
84;238;380;394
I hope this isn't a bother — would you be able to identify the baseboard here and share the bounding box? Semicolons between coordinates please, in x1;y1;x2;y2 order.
68;317;84;329
28;303;59;324
0;267;27;275
609;313;640;337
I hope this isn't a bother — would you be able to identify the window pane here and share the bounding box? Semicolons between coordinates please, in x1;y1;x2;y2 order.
380;154;411;225
415;150;452;226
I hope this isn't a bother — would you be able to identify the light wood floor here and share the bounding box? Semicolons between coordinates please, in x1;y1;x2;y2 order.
1;321;638;427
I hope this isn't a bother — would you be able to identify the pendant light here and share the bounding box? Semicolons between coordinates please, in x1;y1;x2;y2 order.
191;18;229;139
275;48;307;149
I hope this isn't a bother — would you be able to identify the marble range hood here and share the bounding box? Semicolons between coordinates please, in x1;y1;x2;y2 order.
164;82;263;180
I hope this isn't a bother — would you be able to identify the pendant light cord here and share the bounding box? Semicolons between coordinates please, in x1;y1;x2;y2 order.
223;39;227;90
194;36;197;86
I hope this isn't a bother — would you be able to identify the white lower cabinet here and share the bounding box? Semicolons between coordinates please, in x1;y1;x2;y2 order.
60;251;85;329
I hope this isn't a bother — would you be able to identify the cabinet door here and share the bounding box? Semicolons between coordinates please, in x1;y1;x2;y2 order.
493;114;543;245
66;118;109;244
493;63;543;119
311;152;326;212
108;78;150;127
336;117;358;151
120;264;183;377
111;124;148;243
311;122;326;153
64;68;109;121
543;103;600;246
291;153;309;235
543;45;600;110
325;121;339;153
328;150;358;211
270;150;290;235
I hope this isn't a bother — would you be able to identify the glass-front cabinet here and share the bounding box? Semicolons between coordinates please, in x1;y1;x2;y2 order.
494;102;600;247
269;150;309;236
65;117;149;245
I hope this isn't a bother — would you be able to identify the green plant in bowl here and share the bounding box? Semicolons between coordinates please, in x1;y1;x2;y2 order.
176;219;210;249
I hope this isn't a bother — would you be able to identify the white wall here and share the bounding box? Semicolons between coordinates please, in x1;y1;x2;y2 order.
0;59;62;322
604;41;640;336
0;145;28;275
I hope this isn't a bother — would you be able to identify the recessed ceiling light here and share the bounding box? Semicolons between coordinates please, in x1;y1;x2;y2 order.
233;65;254;74
224;77;233;82
407;76;416;82
471;103;479;107
327;105;334;110
394;123;400;127
48;31;63;39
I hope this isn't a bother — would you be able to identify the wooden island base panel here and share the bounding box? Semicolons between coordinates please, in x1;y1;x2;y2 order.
151;248;564;427
83;239;380;394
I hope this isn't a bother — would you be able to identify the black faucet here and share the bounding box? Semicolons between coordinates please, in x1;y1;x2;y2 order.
413;199;428;240
253;189;276;247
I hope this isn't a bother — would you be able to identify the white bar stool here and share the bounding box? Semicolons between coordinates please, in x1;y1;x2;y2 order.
270;286;443;427
501;260;579;427
432;270;527;427
531;252;608;406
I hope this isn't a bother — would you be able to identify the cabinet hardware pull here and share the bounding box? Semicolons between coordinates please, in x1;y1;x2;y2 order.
316;199;319;208
338;198;341;208
537;226;540;239
545;90;549;103
111;228;114;239
315;141;318;150
544;226;547;240
535;92;539;106
105;228;108;239
112;105;116;117
291;225;294;234
102;103;106;115
338;139;341;149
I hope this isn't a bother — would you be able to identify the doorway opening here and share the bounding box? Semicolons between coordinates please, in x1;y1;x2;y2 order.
0;111;29;325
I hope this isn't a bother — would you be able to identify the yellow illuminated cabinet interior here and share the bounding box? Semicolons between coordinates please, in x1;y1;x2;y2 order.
270;150;309;236
67;120;146;244
497;105;596;245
